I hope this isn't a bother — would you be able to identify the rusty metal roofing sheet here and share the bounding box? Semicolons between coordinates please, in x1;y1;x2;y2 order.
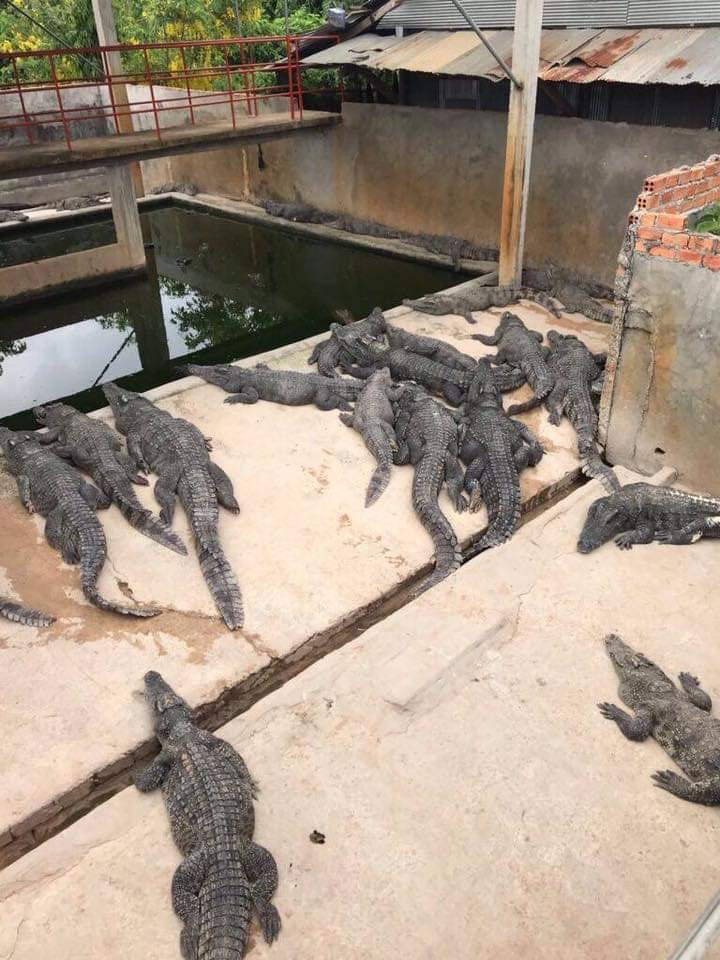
303;27;720;85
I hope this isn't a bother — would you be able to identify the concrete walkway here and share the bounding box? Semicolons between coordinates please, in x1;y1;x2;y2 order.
2;468;719;959
0;295;608;864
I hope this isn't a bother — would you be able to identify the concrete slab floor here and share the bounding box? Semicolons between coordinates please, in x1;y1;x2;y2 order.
1;467;719;959
0;296;609;860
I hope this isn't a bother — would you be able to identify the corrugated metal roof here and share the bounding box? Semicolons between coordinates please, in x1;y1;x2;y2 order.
380;0;720;29
303;27;720;85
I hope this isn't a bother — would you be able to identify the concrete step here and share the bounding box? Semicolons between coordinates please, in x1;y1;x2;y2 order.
1;465;718;959
0;298;609;865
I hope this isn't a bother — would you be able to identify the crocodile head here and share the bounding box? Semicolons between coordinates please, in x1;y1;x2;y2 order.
102;383;152;434
332;325;375;365
604;634;675;696
33;402;75;428
466;359;499;408
577;494;629;553
0;428;40;469
142;670;193;741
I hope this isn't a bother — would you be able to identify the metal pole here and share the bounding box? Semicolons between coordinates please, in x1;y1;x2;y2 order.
445;0;522;90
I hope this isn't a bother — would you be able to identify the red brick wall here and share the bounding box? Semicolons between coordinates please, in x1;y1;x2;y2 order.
625;154;720;270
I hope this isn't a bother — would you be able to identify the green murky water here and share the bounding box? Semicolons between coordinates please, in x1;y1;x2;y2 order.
0;205;466;429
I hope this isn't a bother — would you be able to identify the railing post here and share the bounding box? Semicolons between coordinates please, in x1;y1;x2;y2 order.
223;44;237;129
101;48;121;135
294;39;304;118
286;36;295;119
48;54;73;150
180;46;195;126
143;46;162;142
11;57;34;145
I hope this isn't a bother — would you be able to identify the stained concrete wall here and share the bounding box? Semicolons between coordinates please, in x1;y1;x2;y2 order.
157;102;720;285
605;253;720;492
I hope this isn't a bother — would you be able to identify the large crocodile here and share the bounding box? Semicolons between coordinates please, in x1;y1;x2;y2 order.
577;483;720;553
403;283;561;324
0;428;157;618
598;634;720;805
472;312;555;415
394;387;466;593
135;671;281;959
34;402;187;555
542;331;617;492
308;307;387;378
340;367;404;507
0;597;54;628
460;363;544;554
184;363;363;411
102;384;244;630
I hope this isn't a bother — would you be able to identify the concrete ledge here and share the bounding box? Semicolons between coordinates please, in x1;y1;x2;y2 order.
2;467;718;958
0;299;609;864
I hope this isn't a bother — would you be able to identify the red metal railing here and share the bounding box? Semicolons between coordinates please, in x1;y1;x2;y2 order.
0;35;338;151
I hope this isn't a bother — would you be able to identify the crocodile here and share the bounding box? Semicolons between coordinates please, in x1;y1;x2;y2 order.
102;384;244;630
34;402;187;556
472;312;555;415
339;368;404;507
385;323;479;372
135;671;281;959
544;266;616;324
394;387;466;593
542;332;617;491
577;483;720;554
0;597;54;628
404;283;561;325
460;362;544;554
308;307;387;378
184;363;363;411
598;634;720;805
0;428;157;618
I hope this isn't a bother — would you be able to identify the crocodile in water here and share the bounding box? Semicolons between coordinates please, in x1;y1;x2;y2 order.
102;384;243;630
394;387;466;593
184;363;363;411
34;402;187;555
135;671;281;959
577;483;720;553
339;367;404;507
0;427;157;618
598;634;720;805
460;362;544;554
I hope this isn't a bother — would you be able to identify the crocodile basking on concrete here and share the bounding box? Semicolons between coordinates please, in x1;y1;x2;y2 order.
34;402;187;555
394;387;466;593
542;331;617;491
103;384;244;630
460;362;544;554
135;671;281;959
472;312;555;415
184;362;363;411
577;483;720;553
340;367;404;507
0;428;157;618
0;597;54;628
404;283;561;324
598;634;720;805
308;307;387;378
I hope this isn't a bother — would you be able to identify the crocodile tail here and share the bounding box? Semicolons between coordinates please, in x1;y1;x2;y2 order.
530;291;562;317
467;444;522;556
115;492;188;555
79;529;159;618
412;487;462;596
566;392;620;493
506;393;545;415
198;856;259;959
0;598;55;628
507;357;553;414
366;459;392;507
180;469;244;630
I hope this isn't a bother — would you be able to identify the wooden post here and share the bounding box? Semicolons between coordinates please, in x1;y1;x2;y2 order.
498;0;544;287
91;0;144;196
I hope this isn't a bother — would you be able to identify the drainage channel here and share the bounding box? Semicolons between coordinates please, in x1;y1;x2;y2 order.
0;471;583;872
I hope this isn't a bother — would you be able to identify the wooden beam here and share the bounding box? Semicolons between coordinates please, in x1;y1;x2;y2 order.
90;0;144;196
498;0;544;287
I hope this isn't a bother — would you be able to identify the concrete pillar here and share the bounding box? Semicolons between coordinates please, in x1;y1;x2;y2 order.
108;164;146;270
132;246;170;372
